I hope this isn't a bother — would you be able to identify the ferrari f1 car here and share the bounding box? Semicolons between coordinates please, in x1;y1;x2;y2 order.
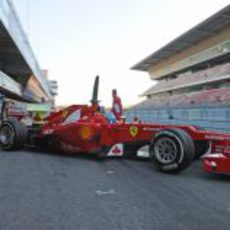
0;76;230;174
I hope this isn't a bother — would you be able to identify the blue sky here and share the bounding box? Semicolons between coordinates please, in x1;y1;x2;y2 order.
13;0;229;107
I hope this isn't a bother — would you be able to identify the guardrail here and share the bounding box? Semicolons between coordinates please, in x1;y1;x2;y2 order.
0;0;51;98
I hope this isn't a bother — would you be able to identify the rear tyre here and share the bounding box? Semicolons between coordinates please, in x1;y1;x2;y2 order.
0;119;28;151
149;128;195;173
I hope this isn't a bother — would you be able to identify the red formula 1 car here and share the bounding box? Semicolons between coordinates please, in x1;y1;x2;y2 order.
0;76;230;174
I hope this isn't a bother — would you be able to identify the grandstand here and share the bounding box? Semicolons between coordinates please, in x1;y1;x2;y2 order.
127;5;230;132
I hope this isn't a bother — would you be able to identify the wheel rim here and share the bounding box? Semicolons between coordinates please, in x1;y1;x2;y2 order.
0;125;14;146
154;137;177;164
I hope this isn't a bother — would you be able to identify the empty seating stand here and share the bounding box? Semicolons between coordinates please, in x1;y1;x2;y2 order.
128;62;230;132
143;62;230;96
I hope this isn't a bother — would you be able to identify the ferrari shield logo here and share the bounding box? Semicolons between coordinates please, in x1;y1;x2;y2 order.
80;126;93;140
129;126;138;137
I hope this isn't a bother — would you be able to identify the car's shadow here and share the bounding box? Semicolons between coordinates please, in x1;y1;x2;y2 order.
24;145;103;161
24;144;150;162
202;173;230;182
23;145;230;182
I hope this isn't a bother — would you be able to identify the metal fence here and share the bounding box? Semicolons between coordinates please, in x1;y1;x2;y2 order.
125;106;230;133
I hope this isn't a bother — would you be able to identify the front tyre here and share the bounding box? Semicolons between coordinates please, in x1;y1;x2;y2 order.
0;119;28;151
149;128;195;173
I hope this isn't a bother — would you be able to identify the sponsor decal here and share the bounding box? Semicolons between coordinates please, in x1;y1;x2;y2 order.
204;153;225;158
143;127;161;132
213;145;230;155
79;126;93;140
108;144;124;156
43;129;54;135
161;163;178;170
60;142;81;153
129;126;139;137
205;135;230;141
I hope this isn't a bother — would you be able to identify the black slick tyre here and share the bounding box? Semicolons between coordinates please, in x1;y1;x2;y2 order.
0;118;28;151
149;128;195;173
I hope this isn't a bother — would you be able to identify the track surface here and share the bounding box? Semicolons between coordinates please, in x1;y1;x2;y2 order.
0;148;229;230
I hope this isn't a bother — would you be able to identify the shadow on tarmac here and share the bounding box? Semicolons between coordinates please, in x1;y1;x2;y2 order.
18;145;229;182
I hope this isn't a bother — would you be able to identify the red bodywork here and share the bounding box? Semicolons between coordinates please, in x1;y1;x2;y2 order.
203;139;230;175
34;103;230;174
203;154;230;175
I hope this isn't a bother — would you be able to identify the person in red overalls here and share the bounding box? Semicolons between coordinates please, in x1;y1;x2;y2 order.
111;89;123;120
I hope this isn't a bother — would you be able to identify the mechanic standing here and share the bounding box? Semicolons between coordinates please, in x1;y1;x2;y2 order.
111;89;123;120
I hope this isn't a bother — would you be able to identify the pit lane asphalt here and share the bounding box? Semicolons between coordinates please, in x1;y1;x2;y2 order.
0;148;229;230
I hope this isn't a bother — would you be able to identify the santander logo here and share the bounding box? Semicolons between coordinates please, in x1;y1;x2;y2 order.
112;146;122;154
108;144;124;156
